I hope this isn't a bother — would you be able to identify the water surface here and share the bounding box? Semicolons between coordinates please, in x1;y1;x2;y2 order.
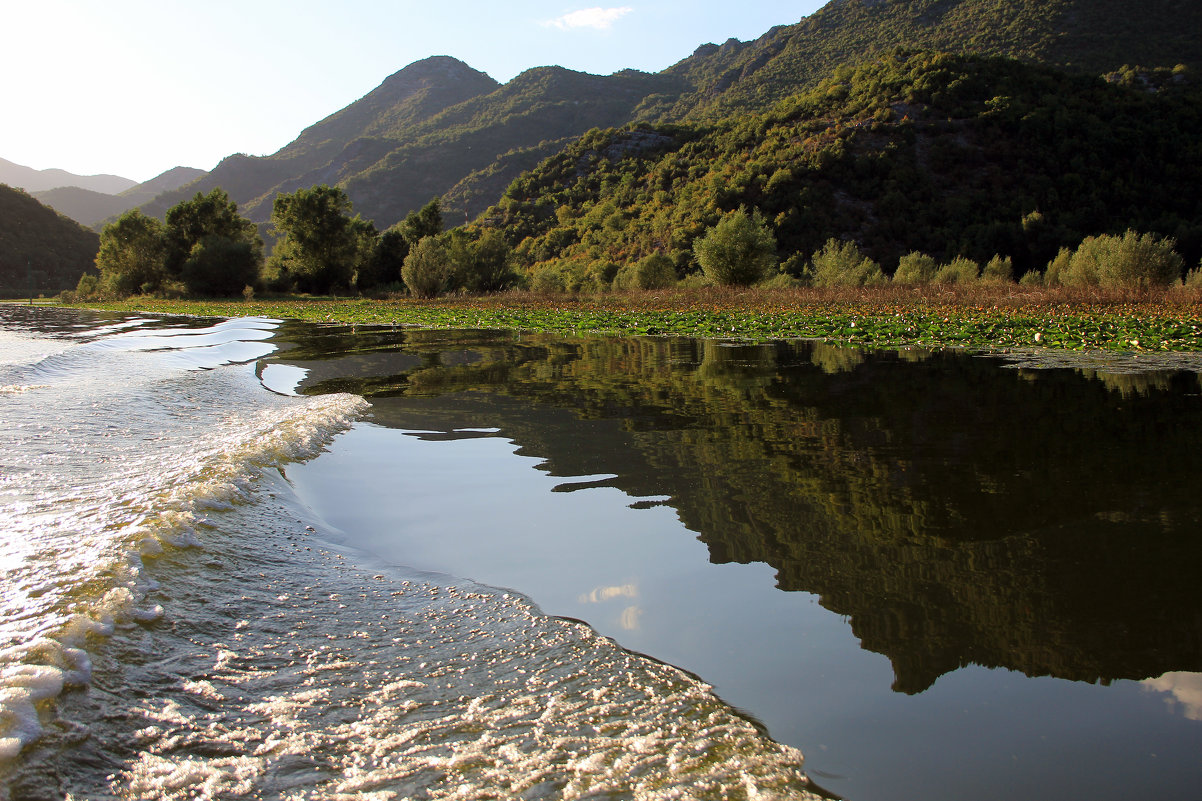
273;322;1202;801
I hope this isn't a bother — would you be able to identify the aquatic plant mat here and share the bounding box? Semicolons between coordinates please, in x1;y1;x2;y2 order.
71;284;1202;352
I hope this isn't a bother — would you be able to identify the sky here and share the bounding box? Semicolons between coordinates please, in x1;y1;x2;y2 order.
1;1;828;184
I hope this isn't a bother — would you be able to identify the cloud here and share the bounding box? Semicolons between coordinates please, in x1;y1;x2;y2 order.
1143;672;1202;721
543;7;634;31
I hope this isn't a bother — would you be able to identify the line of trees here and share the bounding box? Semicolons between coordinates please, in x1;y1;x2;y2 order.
78;187;519;299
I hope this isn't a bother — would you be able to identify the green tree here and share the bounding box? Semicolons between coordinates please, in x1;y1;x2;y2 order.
810;238;885;287
269;185;365;294
95;209;167;296
934;256;980;285
180;235;261;296
358;227;410;292
400;198;444;247
446;228;517;293
402;236;452;298
164;189;261;287
693;208;777;286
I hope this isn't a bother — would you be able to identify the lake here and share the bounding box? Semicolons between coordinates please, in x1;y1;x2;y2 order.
1;305;1200;800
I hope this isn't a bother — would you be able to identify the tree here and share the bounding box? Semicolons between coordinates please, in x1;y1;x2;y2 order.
180;235;261;296
269;185;365;294
400;198;444;246
164;189;261;286
693;208;777;286
616;252;677;290
445;228;517;293
402;236;452;298
358;227;410;292
95;209;167;296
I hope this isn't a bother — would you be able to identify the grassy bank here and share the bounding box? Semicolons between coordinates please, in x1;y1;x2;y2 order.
67;284;1202;352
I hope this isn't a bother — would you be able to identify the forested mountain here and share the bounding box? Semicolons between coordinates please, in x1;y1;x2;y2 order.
130;0;1202;236
485;50;1202;281
654;0;1202;122
0;185;99;296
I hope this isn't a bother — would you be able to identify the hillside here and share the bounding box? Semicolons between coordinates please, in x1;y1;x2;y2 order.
655;0;1202;122
30;166;206;229
125;0;1202;245
0;157;136;195
483;50;1202;281
0;185;99;296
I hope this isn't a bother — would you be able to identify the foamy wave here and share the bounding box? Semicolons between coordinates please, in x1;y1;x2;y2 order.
0;390;370;761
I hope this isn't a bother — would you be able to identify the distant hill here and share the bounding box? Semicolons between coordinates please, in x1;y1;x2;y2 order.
0;185;99;297
0;157;136;195
125;0;1202;242
31;166;207;228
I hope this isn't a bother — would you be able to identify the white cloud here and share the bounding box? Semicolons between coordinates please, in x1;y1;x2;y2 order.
1143;672;1202;721
543;7;634;31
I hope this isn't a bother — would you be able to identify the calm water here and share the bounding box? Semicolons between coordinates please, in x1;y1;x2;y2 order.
2;306;1201;800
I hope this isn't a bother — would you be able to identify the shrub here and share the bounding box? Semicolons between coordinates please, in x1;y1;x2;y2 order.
981;255;1014;284
934;256;980;284
616;253;677;290
1185;263;1202;289
181;235;261;296
892;251;938;285
693;208;777;286
810;239;885;287
1061;230;1184;288
1043;247;1072;286
402;236;452;298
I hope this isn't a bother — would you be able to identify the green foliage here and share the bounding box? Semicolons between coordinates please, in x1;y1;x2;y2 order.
0;184;100;297
893;251;939;285
934;256;980;285
981;255;1014;284
693;209;777;286
358;228;411;293
179;235;261;297
164;189;261;283
95;209;168;296
810;239;885;287
402;236;452;298
1059;230;1184;288
482;50;1202;284
616;252;677;290
269;185;370;294
399;198;444;246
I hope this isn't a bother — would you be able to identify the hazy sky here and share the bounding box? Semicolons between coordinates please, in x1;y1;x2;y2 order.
1;1;828;183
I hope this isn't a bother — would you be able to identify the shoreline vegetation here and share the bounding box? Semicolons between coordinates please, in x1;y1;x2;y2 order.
59;284;1202;354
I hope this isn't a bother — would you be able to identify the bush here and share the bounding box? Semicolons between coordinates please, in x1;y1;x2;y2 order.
810;238;885;287
1060;230;1184;288
693;208;777;286
402;236;452;298
934;256;980;285
1185;263;1202;289
616;253;677;290
892;251;938;285
981;254;1013;284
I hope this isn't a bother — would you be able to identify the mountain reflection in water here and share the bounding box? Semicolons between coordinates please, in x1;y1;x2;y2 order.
273;324;1202;696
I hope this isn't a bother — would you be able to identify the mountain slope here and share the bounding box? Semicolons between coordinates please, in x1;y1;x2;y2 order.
485;50;1202;280
139;56;502;225
0;185;99;296
655;0;1202;122
32;166;207;228
0;157;136;195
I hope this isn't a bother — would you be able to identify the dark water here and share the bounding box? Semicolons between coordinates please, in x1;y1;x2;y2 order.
271;322;1202;801
3;307;1201;800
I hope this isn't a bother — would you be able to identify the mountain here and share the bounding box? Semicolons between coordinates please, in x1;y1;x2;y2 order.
129;0;1201;241
31;166;207;228
0;185;99;297
487;50;1202;281
0;157;136;195
655;0;1202;122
